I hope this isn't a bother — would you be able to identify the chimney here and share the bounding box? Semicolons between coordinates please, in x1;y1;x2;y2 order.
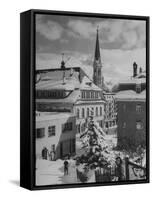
133;62;137;77
61;60;65;69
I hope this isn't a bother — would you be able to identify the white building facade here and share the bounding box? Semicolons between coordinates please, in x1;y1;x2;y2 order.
36;112;76;160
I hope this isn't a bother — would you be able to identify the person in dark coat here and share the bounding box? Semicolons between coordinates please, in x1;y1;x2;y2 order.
42;147;48;160
115;157;125;181
64;159;69;175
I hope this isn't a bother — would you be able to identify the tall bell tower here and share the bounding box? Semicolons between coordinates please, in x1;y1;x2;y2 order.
93;27;104;89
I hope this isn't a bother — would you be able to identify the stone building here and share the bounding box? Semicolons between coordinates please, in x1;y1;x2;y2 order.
115;62;146;149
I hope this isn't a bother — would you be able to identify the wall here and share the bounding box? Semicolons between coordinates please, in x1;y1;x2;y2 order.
117;101;146;148
0;0;152;200
36;115;76;159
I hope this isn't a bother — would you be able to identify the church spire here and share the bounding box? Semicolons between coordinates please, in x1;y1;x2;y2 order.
94;26;101;61
93;27;104;89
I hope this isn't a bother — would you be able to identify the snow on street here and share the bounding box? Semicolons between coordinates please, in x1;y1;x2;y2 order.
36;159;79;186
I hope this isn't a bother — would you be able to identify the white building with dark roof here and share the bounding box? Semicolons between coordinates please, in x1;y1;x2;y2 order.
36;67;105;134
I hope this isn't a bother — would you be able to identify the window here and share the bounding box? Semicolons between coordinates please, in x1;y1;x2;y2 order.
48;126;56;137
96;107;98;116
76;108;80;118
91;107;94;116
87;108;90;117
100;107;102;116
63;122;73;132
86;91;90;98
136;104;142;113
51;144;55;151
82;91;85;99
70;139;75;153
136;121;143;130
123;104;126;112
82;108;85;118
36;128;45;138
95;92;98;98
77;124;81;133
123;122;126;128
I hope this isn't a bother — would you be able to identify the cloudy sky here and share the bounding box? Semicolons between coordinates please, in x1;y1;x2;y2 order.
36;14;146;83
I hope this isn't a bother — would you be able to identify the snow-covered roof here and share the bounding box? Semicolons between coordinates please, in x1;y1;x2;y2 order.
36;68;102;92
119;77;146;84
36;112;74;122
80;76;101;91
36;70;80;91
115;90;146;101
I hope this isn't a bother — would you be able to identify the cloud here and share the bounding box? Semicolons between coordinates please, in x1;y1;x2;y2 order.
36;15;64;40
102;48;146;82
36;47;146;84
67;20;96;39
67;19;146;50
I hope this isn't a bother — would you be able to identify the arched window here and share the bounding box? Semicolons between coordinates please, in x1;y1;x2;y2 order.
82;108;85;118
76;108;80;118
96;107;98;116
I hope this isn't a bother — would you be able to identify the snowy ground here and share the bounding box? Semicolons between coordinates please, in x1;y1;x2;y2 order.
36;159;79;186
36;132;145;186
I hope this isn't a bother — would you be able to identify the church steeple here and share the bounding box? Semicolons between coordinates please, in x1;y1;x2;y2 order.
94;27;101;61
93;27;104;89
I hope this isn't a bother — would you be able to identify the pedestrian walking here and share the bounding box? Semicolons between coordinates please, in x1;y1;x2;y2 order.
64;159;69;175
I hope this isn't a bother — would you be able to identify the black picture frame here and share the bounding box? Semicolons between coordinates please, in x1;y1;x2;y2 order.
20;9;150;190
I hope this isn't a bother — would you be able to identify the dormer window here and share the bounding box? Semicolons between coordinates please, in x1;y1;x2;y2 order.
86;82;92;86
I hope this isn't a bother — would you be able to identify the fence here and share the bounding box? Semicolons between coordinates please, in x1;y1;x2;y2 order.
94;157;146;182
124;157;146;180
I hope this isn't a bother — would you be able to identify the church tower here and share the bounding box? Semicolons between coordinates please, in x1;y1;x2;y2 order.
93;27;104;89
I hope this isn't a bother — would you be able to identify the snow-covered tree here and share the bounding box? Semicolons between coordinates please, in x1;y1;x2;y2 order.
77;112;115;170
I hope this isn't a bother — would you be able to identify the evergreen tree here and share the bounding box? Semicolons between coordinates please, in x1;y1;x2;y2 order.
77;112;114;170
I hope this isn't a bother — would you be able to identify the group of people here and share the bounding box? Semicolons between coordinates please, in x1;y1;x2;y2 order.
41;147;56;161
